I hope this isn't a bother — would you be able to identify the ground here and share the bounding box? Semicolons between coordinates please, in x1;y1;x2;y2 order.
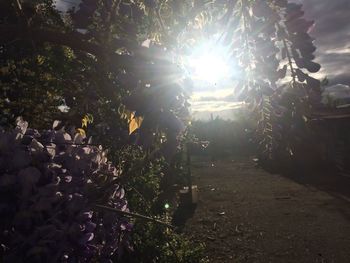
178;156;350;263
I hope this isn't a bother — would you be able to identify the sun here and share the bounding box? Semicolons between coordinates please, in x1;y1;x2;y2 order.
187;42;232;84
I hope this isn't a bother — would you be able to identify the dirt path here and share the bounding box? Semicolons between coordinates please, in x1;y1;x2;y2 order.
181;157;350;263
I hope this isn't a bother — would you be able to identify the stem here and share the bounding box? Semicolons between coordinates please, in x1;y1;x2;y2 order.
129;186;152;211
241;0;252;85
156;6;166;32
94;204;175;228
277;24;296;83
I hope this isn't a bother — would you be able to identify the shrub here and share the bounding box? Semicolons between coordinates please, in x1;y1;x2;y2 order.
0;118;130;262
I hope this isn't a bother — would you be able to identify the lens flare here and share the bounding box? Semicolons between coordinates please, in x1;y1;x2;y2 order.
187;43;232;84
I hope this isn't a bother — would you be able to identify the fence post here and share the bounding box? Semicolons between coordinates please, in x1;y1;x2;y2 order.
186;142;192;203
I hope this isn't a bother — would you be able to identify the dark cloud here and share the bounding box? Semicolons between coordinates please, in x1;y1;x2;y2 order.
316;52;350;85
294;0;350;85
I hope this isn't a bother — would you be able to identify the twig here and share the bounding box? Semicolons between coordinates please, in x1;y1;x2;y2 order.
156;3;166;32
128;186;152;211
276;23;296;83
94;204;175;228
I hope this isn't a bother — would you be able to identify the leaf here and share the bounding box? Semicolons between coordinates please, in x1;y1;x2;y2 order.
295;68;307;82
52;120;61;129
298;43;316;56
37;55;45;65
305;61;321;73
306;76;321;91
81;114;93;128
129;116;143;135
82;118;88;128
76;128;86;137
277;65;287;79
16;116;28;134
127;111;135;121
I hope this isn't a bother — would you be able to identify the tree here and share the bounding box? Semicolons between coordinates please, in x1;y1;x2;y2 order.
0;0;323;260
0;1;202;261
182;0;322;164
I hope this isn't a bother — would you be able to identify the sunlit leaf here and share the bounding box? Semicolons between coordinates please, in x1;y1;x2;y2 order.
76;128;86;137
129;116;143;135
37;55;45;65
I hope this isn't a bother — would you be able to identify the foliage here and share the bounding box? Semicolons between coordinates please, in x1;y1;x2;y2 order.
0;0;206;261
0;0;327;261
0;0;190;150
122;223;207;263
245;1;322;163
185;0;323;163
0;118;130;262
190;114;255;158
114;144;205;262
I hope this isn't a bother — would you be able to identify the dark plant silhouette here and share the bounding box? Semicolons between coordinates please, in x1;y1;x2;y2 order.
0;118;130;262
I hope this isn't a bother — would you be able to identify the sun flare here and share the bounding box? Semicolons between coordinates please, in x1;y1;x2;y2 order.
187;43;232;84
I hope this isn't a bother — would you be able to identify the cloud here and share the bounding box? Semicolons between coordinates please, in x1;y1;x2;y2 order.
193;1;350;116
190;88;244;113
293;0;350;85
191;100;244;112
54;0;81;13
193;93;238;103
55;0;350;117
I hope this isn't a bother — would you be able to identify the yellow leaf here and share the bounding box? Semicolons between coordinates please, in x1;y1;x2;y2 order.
120;108;135;121
37;55;45;65
81;114;93;128
129;116;143;135
76;128;86;137
127;111;134;121
82;117;88;128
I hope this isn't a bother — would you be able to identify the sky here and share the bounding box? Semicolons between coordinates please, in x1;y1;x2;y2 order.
192;0;350;117
293;0;350;86
55;0;350;118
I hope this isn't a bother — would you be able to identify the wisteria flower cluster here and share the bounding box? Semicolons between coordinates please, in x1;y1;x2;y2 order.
0;118;131;262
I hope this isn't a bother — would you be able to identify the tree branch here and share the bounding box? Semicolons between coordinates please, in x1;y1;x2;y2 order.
0;25;135;69
94;204;175;228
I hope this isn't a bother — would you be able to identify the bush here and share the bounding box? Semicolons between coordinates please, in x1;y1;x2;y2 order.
0;118;131;262
116;145;206;262
190;117;255;158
